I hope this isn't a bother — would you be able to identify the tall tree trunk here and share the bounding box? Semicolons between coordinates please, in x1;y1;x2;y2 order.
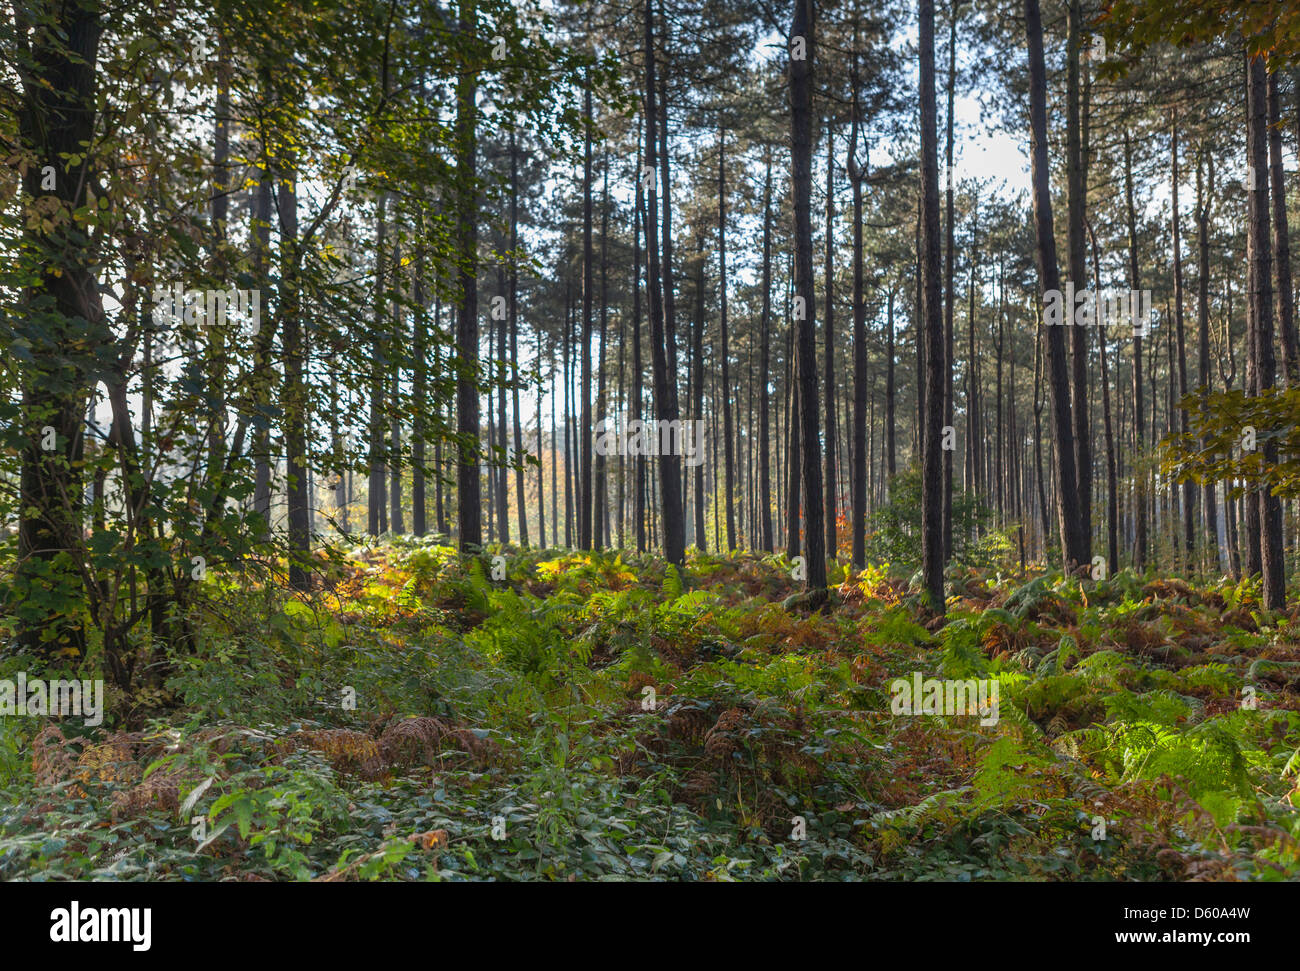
1088;219;1119;577
279;157;310;590
1196;145;1219;571
790;0;827;594
495;263;508;542
914;203;924;459
822;124;838;561
633;148;646;552
1032;321;1050;550
1123;130;1146;572
1066;0;1091;564
886;288;896;481
454;0;482;551
1269;73;1299;385
564;280;573;546
785;317;802;560
995;260;1004;521
717;129;738;551
538;361;547;547
848;81;868;568
596;150;610;549
759;149;775;551
579;76;595;550
942;0;957;562
436;305;446;534
369;195;389;535
391;241;406;535
644;0;685;565
208;38;230;488
966;196;980;502
413;246;428;537
920;0;946;609
509;136;528;547
551;353;559;546
1027;0;1086;574
14;0;103;657
252;160;274;537
1247;51;1285;608
693;237;707;549
1171;121;1194;569
719;127;736;550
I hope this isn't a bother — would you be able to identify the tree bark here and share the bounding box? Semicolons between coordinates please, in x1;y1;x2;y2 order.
790;0;826;592
644;0;685;565
920;0;946;609
1246;51;1285;608
454;0;482;551
1027;0;1086;574
1123;130;1146;572
1196;145;1219;571
719;126;736;550
1066;0;1091;564
823;124;838;561
759;149;775;552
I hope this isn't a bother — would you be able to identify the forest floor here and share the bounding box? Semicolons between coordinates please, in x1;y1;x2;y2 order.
2;541;1299;881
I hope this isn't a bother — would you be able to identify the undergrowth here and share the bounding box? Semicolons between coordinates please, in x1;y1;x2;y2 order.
2;541;1298;882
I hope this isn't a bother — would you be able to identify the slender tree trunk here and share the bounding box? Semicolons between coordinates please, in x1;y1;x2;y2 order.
509;135;528;546
966;196;980;503
759;149;775;551
595;150;610;549
790;0;827;594
1269;73;1299;385
785;316;802;560
1026;0;1085;573
538;364;547;547
454;0;482;551
391;240;406;535
551;353;559;546
823;123;838;561
579;77;594;550
719;126;736;550
1123;130;1146;572
1032;321;1050;552
564;280;573;547
633;146;647;552
1196;145;1219;571
915;203;924;460
1087;219;1119;577
1171;121;1194;569
1247;51;1285;608
1066;0;1091;564
279;156;310;590
942;0;957;562
252;160;274;536
849;91;868;567
644;0;685;565
920;0;946;609
368;196;388;535
494;263;508;542
412;242;428;536
693;237;707;550
436;305;447;534
886;289;896;481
